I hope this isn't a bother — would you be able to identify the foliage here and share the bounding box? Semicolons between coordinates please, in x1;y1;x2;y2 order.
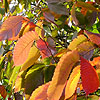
0;0;100;100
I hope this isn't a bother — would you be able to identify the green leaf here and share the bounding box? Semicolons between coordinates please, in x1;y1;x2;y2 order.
9;66;21;87
43;65;55;83
24;64;45;100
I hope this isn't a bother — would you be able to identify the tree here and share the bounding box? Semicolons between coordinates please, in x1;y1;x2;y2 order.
0;0;100;100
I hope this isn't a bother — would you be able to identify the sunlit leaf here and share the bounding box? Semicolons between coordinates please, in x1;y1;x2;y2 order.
13;31;38;66
0;16;29;41
35;21;44;39
14;71;26;92
0;85;7;99
9;66;21;88
29;82;50;100
90;56;100;66
68;35;87;50
84;30;100;46
47;50;79;100
20;46;40;71
19;22;36;37
25;64;45;100
76;1;99;12
80;57;99;95
65;65;80;99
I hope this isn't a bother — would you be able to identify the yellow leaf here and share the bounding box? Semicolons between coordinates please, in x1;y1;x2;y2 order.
21;46;40;71
68;35;87;50
47;50;79;100
65;65;80;99
14;71;26;92
35;21;44;39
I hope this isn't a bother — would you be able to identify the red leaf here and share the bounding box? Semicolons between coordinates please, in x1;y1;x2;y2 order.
0;85;7;99
80;57;99;95
36;39;55;59
0;16;29;41
13;31;38;66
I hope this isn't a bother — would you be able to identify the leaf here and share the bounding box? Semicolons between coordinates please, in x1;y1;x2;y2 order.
43;12;54;23
76;1;100;12
48;2;69;15
43;65;55;83
19;22;36;37
90;56;100;66
68;35;87;50
85;11;97;27
29;82;50;100
36;39;54;59
65;65;80;99
9;66;21;88
20;46;40;71
25;64;45;100
14;71;26;92
77;41;95;60
0;85;7;99
80;57;99;95
71;4;79;25
0;16;29;41
47;50;79;100
13;31;38;66
35;21;44;39
84;30;100;46
47;0;71;3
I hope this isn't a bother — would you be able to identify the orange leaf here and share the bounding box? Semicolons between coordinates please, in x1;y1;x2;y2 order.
13;31;38;66
65;65;80;99
47;50;79;100
29;82;50;100
76;1;99;12
90;56;100;66
80;57;99;95
0;16;29;41
0;85;7;99
84;30;100;46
